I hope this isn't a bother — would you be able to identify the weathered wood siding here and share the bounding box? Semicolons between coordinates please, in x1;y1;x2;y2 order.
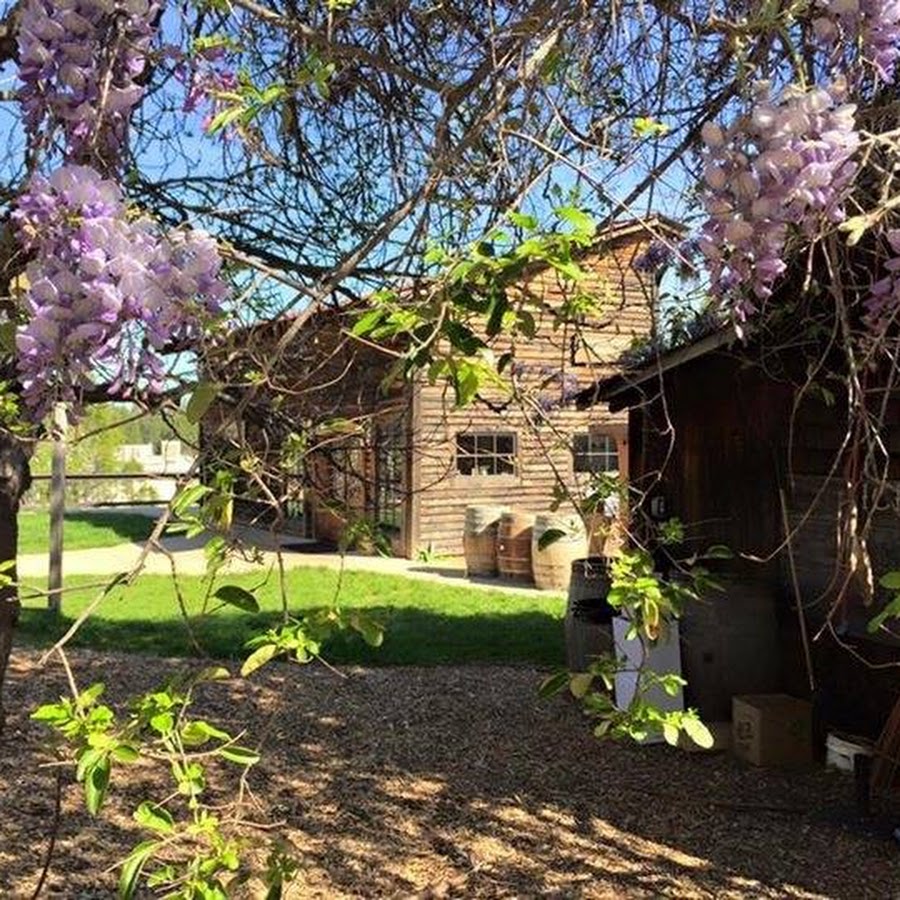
412;234;655;554
622;348;900;731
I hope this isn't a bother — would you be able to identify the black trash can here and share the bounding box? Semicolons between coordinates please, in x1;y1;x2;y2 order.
564;557;614;671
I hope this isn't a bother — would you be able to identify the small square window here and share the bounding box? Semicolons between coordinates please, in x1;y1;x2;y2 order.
573;432;618;474
456;431;517;477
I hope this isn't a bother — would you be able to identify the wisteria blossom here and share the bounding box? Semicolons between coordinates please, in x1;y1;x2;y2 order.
17;0;160;162
698;80;859;322
865;230;900;330
13;166;227;414
815;0;900;83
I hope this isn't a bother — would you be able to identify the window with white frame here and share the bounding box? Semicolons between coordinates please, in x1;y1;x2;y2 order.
572;432;619;474
456;432;516;476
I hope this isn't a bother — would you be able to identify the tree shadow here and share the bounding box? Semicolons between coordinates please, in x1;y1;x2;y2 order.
16;605;567;668
62;509;157;544
3;651;897;898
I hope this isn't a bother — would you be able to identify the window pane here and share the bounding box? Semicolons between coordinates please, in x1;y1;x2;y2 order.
574;432;619;474
475;434;495;455
455;431;516;476
457;434;475;456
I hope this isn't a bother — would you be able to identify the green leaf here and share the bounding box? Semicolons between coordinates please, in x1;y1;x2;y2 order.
538;670;569;698
146;865;177;889
195;666;231;683
218;744;261;766
351;308;386;337
568;672;594;699
133;801;175;834
350;613;384;648
118;840;161;900
112;744;140;763
703;544;733;560
555;206;597;238
171;483;211;517
682;716;714;749
879;571;900;590
241;643;279;677
662;722;680;746
508;211;538;230
186;381;220;424
84;754;111;815
633;116;669;138
181;719;231;747
213;584;260;613
867;594;900;634
76;682;105;711
537;528;566;551
206;104;247;135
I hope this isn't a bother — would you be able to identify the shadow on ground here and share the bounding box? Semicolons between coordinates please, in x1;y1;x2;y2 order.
17;605;567;668
1;652;897;898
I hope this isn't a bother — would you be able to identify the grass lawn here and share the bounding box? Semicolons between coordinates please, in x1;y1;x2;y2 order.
18;567;567;668
18;509;156;554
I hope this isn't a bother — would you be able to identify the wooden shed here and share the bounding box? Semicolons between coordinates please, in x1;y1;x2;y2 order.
581;328;900;735
204;217;680;557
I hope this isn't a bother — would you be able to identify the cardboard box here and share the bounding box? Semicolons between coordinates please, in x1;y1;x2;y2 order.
732;694;812;767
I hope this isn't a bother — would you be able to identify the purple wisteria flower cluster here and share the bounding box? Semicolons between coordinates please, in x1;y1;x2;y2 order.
865;230;900;330
13;0;232;418
13;166;227;415
182;48;239;135
815;0;900;84
17;0;160;162
698;80;859;322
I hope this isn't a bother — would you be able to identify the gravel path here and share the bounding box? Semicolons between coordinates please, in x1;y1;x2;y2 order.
1;650;898;899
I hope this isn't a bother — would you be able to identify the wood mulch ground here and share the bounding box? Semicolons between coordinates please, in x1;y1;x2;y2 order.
1;649;898;899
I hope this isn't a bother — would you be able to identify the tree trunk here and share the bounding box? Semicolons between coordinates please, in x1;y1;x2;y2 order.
0;434;31;734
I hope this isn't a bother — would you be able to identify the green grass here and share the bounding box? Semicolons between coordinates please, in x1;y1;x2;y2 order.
18;510;156;554
18;568;567;667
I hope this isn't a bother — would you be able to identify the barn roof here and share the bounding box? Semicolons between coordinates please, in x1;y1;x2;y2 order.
238;213;687;338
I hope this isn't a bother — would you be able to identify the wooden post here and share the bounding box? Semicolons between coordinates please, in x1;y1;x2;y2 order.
48;402;67;615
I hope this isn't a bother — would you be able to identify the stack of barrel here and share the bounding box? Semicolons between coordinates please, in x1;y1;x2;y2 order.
463;506;592;591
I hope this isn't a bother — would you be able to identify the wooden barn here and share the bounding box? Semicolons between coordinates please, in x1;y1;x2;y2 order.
579;328;900;737
204;216;681;558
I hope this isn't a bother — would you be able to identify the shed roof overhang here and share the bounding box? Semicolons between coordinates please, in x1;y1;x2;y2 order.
575;326;739;413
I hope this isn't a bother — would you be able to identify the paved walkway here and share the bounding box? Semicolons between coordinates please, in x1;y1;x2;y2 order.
17;507;560;595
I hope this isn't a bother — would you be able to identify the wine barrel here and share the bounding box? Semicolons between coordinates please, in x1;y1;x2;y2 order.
463;505;506;576
565;557;614;671
497;511;535;581
531;514;588;591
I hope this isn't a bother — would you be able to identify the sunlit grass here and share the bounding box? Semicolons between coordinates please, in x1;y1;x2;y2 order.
18;510;155;554
18;567;567;667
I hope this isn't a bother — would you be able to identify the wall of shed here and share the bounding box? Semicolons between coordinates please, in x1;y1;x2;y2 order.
625;350;900;733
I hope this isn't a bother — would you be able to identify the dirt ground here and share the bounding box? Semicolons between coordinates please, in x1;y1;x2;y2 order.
1;650;898;899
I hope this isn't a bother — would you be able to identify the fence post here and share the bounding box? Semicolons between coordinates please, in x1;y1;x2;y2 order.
48;402;67;614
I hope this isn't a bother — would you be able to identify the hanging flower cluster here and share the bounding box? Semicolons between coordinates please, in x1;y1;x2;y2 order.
815;0;900;84
17;0;160;161
698;80;859;321
13;166;227;415
184;65;239;134
13;0;231;417
864;230;900;330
